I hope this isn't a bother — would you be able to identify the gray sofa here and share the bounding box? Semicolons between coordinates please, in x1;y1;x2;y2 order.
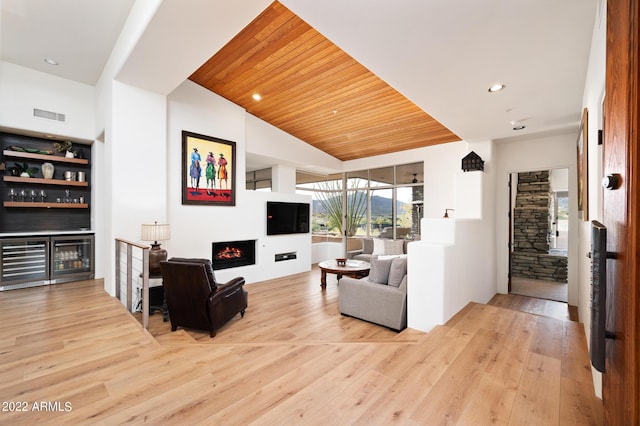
338;255;407;330
378;227;412;239
347;237;408;263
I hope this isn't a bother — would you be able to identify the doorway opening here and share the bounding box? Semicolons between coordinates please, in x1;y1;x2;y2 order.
509;169;569;302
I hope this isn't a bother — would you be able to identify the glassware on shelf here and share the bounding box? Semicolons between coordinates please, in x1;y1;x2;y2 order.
39;190;47;202
8;189;16;201
64;189;71;204
19;189;26;202
29;189;37;202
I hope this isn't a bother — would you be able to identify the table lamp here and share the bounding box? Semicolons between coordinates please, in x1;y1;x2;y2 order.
141;221;170;275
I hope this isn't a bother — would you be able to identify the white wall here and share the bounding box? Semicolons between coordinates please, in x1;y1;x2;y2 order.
166;80;312;284
246;113;342;175
272;164;297;193
0;61;95;141
465;140;497;303
93;0;171;290
579;0;607;399
494;131;579;306
550;168;569;192
116;0;272;95
101;81;168;295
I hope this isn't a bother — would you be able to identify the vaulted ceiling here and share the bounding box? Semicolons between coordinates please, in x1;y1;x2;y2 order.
189;1;460;161
1;0;597;167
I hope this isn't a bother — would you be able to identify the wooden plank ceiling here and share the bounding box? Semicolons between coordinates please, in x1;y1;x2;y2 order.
189;1;460;161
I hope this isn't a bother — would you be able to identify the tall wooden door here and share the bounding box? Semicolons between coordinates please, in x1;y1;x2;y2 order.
603;0;640;423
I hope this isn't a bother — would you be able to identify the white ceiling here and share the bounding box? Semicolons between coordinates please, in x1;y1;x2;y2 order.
0;0;599;154
0;0;135;85
284;0;599;143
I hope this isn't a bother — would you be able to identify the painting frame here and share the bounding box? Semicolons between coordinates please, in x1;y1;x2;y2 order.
182;130;236;206
577;108;589;221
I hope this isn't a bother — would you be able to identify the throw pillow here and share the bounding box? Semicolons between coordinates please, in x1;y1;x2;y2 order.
362;238;374;255
384;239;405;256
377;254;402;260
368;257;393;284
387;257;407;287
372;238;386;255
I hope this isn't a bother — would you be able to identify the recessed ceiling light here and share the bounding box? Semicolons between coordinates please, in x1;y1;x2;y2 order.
44;58;59;66
488;84;505;93
252;93;262;101
511;121;526;130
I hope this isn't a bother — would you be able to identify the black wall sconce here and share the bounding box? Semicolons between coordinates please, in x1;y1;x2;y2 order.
461;151;484;172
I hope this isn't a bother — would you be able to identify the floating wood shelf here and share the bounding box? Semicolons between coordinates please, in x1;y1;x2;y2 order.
3;150;89;165
3;176;89;187
3;201;89;209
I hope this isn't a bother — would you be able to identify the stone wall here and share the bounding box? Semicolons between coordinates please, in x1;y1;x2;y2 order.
512;171;567;282
511;252;568;282
411;185;424;237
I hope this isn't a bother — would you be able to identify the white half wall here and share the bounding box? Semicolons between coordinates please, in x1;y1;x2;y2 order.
408;217;497;332
312;242;343;264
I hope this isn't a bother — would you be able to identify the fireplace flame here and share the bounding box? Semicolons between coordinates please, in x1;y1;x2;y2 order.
217;246;243;260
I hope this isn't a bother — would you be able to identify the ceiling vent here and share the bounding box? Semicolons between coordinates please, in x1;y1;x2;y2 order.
33;108;66;122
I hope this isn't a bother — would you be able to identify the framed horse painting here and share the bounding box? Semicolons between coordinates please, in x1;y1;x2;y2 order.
182;130;236;206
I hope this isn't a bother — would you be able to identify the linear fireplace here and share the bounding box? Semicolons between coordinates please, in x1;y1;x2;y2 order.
211;240;256;270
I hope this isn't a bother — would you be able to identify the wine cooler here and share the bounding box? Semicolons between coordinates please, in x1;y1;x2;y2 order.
0;233;94;290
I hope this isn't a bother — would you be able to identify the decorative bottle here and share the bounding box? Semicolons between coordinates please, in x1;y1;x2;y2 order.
42;162;54;179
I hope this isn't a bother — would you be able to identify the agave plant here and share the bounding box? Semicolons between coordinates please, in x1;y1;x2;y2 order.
315;179;367;237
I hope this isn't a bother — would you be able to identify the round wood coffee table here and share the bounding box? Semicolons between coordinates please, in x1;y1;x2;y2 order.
318;259;370;288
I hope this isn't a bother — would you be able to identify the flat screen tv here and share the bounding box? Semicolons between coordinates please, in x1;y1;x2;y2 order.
266;201;310;235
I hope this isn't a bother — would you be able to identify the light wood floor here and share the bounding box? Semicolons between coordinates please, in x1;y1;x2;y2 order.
0;268;601;424
510;277;569;303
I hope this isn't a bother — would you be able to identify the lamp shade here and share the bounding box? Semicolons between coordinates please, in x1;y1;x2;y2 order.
141;222;170;243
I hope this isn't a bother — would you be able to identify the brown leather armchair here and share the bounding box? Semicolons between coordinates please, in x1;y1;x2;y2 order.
159;258;247;337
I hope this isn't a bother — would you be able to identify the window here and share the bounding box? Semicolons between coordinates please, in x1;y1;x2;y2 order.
296;172;342;238
369;166;394;187
296;162;424;240
246;168;272;191
370;188;393;237
553;190;569;252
